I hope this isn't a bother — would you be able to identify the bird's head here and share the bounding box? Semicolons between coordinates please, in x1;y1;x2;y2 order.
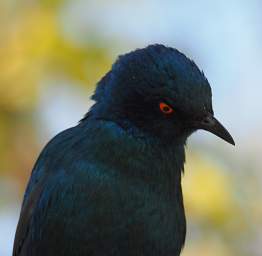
90;44;234;146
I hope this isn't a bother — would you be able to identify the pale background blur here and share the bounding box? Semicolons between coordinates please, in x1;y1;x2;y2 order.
0;0;262;255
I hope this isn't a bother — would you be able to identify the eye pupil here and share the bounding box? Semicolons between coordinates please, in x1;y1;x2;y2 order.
159;102;174;114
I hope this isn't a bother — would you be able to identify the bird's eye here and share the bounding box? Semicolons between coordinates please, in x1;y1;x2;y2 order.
159;102;174;114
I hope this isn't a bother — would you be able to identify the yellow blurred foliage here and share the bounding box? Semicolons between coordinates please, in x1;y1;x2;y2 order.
0;7;55;111
182;152;235;224
182;238;231;256
0;4;112;112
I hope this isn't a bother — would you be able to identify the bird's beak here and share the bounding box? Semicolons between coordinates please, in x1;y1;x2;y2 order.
193;113;235;145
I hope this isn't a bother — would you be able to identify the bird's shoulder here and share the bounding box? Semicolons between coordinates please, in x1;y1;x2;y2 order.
23;119;130;200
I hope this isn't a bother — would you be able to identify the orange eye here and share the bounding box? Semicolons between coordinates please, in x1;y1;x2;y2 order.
159;102;174;114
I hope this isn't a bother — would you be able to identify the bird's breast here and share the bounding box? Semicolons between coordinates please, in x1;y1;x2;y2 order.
103;174;186;256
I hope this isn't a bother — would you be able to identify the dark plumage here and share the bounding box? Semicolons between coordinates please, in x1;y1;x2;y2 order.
13;44;234;256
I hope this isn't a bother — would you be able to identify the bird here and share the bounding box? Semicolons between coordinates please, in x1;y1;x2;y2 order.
13;44;234;256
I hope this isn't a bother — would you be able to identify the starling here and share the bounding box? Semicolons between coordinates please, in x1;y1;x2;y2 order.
13;44;234;256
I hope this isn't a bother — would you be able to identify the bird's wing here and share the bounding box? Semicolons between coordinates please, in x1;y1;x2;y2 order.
13;167;111;255
13;126;88;255
13;171;49;256
13;121;162;255
13;123;135;255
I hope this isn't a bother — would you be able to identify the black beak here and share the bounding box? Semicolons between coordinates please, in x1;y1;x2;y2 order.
193;113;235;145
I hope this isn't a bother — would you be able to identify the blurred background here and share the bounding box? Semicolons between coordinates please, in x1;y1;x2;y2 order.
0;0;261;255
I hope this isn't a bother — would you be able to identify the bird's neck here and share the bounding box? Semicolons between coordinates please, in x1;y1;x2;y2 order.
84;118;186;193
128;137;185;193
